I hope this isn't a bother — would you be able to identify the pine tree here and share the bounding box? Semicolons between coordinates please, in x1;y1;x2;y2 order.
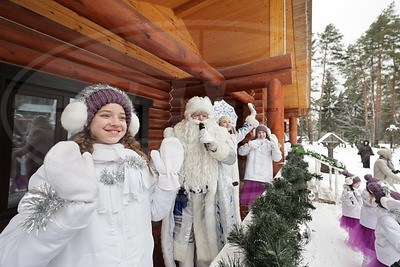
320;70;339;134
314;24;344;139
362;2;399;145
223;146;320;267
342;41;372;140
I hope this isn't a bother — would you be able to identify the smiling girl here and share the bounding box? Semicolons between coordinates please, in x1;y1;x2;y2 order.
0;84;183;266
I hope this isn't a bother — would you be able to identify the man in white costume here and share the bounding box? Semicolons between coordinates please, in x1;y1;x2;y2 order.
161;96;236;267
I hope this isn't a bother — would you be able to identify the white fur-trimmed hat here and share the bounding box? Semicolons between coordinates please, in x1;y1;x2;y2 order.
61;84;140;136
184;96;213;120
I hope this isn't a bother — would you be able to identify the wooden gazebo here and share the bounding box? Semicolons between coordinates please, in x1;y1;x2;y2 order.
0;0;312;248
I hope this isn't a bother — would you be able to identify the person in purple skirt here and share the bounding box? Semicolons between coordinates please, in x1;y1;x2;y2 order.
238;124;282;208
339;171;362;240
367;182;400;267
347;175;381;266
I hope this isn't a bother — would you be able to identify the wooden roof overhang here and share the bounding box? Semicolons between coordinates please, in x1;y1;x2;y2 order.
0;0;311;147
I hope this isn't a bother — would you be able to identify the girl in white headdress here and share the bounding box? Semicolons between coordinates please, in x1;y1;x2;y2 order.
212;100;259;248
0;84;183;266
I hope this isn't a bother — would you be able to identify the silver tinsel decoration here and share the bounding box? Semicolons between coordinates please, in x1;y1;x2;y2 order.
124;155;147;170
100;169;124;185
20;184;68;233
297;222;312;246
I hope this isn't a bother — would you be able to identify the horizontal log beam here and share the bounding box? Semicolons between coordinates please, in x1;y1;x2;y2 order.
170;107;184;114
55;0;225;86
149;119;172;130
284;108;301;119
149;108;171;120
229;92;255;104
0;17;171;92
0;39;169;101
224;68;292;94
171;54;292;89
219;54;292;79
0;0;178;82
148;140;162;151
170;116;182;125
152;99;171;110
170;97;186;108
172;68;292;99
148;130;164;139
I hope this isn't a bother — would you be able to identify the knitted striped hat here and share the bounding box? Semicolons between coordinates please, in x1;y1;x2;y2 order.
61;84;140;136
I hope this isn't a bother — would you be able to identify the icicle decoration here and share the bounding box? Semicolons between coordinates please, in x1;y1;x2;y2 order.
20;184;68;233
124;155;147;169
100;169;124;185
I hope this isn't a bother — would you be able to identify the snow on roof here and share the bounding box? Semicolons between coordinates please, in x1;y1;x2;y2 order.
317;132;346;144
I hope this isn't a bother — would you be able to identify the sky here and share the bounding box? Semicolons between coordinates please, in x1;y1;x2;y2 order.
312;0;400;46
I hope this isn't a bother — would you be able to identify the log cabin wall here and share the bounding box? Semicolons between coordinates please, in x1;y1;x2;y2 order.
0;0;207;152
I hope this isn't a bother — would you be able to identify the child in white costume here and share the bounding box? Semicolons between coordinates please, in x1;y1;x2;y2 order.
347;175;381;265
339;171;362;237
212;100;259;248
0;84;183;267
368;182;400;266
238;124;282;207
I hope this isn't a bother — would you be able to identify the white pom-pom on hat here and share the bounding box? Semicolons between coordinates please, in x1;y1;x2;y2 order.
61;101;87;134
345;177;354;185
129;112;140;136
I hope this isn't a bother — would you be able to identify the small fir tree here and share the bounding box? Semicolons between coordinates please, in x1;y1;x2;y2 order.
224;145;321;267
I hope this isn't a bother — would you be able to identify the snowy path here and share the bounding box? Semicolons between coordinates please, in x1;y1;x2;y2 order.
303;202;363;266
302;143;400;267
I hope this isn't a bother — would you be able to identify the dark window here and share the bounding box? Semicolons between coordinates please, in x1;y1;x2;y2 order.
0;63;151;230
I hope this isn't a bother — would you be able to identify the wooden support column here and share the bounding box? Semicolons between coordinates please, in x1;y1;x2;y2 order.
267;78;285;176
289;116;298;145
268;0;286;176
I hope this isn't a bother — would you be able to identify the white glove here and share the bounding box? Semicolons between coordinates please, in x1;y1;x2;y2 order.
43;141;97;229
199;129;218;151
248;140;262;149
151;137;184;190
248;103;257;117
269;133;281;148
44;141;97;202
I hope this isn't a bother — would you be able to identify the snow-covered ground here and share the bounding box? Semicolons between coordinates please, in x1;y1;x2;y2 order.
211;142;400;267
302;142;400;266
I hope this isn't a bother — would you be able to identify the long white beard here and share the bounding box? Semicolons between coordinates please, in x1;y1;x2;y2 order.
174;119;218;193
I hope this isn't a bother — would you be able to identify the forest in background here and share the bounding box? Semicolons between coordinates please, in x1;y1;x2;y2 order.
302;2;400;148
